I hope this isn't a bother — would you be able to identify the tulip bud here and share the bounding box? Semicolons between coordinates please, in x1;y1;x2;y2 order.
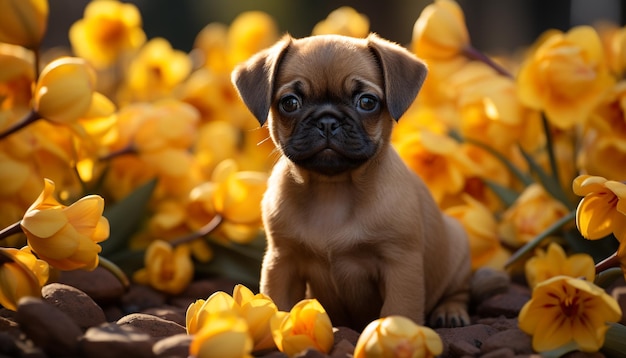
0;247;48;311
412;0;470;60
0;0;48;49
189;312;254;358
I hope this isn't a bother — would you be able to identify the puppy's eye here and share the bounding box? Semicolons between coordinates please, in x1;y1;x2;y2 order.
357;94;379;112
279;95;301;113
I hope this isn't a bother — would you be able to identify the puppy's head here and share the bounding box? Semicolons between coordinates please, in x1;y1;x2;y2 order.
232;33;427;176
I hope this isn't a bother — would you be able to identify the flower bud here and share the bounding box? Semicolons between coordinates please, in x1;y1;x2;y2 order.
0;247;48;311
412;0;470;60
0;0;48;49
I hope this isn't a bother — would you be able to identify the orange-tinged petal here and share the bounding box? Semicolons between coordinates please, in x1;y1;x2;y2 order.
576;195;615;239
21;208;68;238
63;195;105;234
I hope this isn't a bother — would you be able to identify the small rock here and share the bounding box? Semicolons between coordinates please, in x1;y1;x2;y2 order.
476;316;519;331
16;296;82;357
142;306;187;326
480;328;533;355
80;322;154;358
476;284;530;318
117;313;186;339
449;340;481;357
121;284;167;312
42;283;106;330
481;347;516;358
333;326;360;346
330;339;355;358
58;266;126;304
436;324;498;357
294;348;330;358
0;332;20;357
153;333;192;358
471;267;511;303
0;315;21;338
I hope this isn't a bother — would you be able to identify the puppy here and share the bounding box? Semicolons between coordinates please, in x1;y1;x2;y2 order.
232;33;471;330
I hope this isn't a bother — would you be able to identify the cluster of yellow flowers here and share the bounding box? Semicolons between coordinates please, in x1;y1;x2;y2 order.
1;0;626;356
185;284;442;358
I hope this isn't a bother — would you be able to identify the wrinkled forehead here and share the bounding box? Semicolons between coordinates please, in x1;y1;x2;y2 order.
274;36;383;99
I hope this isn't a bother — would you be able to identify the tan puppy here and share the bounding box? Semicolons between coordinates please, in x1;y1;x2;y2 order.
232;33;471;330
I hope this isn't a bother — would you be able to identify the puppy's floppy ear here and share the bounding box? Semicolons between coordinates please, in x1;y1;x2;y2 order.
367;33;428;121
231;35;292;126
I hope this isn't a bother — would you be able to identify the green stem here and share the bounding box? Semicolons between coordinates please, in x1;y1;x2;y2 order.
0;110;41;140
0;221;23;241
542;115;561;190
98;255;131;291
596;251;620;274
462;45;513;79
170;215;223;247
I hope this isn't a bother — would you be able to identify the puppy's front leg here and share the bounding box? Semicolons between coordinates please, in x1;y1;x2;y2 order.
260;246;306;311
380;254;426;325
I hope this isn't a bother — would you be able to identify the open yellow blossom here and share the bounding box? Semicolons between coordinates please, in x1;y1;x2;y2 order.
412;0;470;61
270;299;334;357
573;175;626;242
34;57;114;125
518;26;615;129
0;43;35;109
525;242;595;289
189;311;253;358
122;37;191;102
21;179;109;271
69;0;146;68
133;240;193;295
445;195;509;270
0;0;48;49
498;184;570;248
354;316;443;358
394;129;476;203
0;247;48;311
312;7;369;38
519;276;622;353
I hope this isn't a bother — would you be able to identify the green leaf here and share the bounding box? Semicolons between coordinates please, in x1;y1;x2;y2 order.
595;267;623;289
602;323;626;357
517;145;573;210
563;229;619;263
101;179;157;256
195;238;265;289
483;179;519;207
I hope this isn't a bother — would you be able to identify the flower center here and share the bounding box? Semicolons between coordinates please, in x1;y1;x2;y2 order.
559;295;580;317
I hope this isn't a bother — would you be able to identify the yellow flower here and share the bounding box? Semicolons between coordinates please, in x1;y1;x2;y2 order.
525;243;595;289
133;240;193;295
517;26;615;129
412;0;470;61
445;195;509;270
34;57;114;125
0;0;48;49
573;174;626;242
227;11;278;66
69;0;146;68
0;247;48;311
20;178;109;271
0;43;35;109
498;184;570;248
122;37;191;102
270;299;334;357
518;276;622;353
193;23;229;73
394;129;476;204
354;316;443;358
189;311;253;358
186;285;278;352
311;7;369;38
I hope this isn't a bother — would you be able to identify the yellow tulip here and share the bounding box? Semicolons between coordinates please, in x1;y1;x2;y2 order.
233;284;278;351
519;276;622;353
498;184;570;248
186;291;237;334
132;240;193;295
0;0;48;49
354;316;443;358
189;311;253;358
20;178;109;271
69;0;146;68
412;0;470;60
33;57;114;124
573;175;626;242
524;243;595;289
0;247;48;311
445;195;509;270
312;7;370;38
227;11;278;66
270;299;334;357
517;26;615;129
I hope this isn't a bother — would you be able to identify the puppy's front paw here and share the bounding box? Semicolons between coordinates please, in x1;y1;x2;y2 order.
429;301;470;328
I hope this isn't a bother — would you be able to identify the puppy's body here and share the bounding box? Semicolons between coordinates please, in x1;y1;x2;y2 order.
233;34;471;330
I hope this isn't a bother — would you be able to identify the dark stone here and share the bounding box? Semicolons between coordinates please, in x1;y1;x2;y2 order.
333;326;360;346
142;306;187;327
42;283;106;330
449;340;481;357
80;322;154;358
121;284;167;312
436;324;498;357
480;328;533;355
475;284;531;318
117;313;186;339
58;266;126;304
330;339;356;358
152;333;192;358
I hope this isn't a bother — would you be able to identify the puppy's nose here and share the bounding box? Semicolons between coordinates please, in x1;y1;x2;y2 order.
316;117;340;136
